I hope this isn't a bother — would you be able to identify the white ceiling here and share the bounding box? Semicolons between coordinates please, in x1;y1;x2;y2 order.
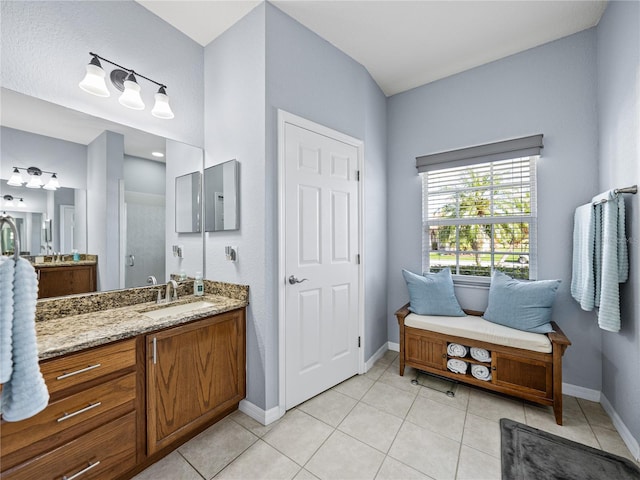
137;0;607;96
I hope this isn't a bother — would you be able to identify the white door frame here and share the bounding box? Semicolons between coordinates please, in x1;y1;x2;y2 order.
277;110;365;418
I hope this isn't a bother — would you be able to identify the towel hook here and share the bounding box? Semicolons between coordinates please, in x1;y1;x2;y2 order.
0;213;21;261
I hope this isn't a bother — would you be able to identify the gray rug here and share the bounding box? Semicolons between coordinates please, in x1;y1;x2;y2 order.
501;418;640;480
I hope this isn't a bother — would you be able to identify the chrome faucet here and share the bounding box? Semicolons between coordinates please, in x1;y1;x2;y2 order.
147;275;157;285
165;279;178;303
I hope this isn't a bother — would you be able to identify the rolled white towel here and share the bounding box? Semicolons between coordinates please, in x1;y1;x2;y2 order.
447;343;468;358
471;364;492;381
470;347;491;363
447;358;468;374
0;256;14;383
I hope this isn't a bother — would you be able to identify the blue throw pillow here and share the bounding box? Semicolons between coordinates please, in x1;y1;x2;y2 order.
483;271;560;333
402;268;465;317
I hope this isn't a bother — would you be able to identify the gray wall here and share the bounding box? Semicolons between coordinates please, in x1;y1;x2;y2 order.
386;29;602;390
87;131;124;291
596;0;640;443
265;3;388;407
123;155;166;196
204;4;267;411
202;3;389;412
0;0;203;147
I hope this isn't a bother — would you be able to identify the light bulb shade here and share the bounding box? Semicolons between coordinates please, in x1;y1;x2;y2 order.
43;174;60;191
16;198;26;208
119;75;145;110
151;88;174;119
26;175;43;189
79;57;110;97
7;168;24;186
3;196;15;208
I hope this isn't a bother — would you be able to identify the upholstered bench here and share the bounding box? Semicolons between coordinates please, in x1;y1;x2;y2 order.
396;304;571;425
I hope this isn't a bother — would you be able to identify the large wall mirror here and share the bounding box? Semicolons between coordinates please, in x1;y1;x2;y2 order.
0;88;204;293
204;159;240;232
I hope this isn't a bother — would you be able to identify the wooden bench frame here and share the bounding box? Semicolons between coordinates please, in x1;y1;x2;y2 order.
396;304;571;425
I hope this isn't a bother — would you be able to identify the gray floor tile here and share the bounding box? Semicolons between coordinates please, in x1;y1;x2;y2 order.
306;430;385;480
338;402;403;453
298;389;358;427
178;417;258;479
215;440;300;480
263;409;333;465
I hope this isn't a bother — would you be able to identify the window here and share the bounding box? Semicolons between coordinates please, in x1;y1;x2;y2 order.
422;156;537;280
414;132;545;282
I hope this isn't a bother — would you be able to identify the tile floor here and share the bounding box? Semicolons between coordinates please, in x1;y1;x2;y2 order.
134;350;638;480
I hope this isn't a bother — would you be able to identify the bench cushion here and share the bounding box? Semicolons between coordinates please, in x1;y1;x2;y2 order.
404;314;552;353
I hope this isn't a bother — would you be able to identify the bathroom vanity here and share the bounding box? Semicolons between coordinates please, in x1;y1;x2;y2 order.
0;281;248;480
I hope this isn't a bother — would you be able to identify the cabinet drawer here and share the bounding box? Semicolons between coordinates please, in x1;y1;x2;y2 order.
1;373;135;462
1;411;136;480
40;339;136;396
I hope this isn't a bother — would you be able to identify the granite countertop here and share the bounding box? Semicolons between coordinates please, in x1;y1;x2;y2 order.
33;260;97;267
36;293;247;361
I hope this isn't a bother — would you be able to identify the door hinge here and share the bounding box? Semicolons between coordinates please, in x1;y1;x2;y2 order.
358;336;361;348
356;254;361;265
356;170;360;181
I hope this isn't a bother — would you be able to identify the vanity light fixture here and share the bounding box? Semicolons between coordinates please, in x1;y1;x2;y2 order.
7;167;60;191
79;52;174;119
151;151;165;158
3;195;26;208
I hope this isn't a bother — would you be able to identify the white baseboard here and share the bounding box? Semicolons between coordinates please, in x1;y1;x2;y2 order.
387;341;399;352
239;399;283;426
562;382;601;402
600;394;640;461
365;342;389;371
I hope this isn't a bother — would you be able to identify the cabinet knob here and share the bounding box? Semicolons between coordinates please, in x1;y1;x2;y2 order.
492;366;497;371
442;353;447;359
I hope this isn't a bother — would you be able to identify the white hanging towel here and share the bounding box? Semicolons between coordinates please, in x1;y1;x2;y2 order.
592;190;629;332
1;258;49;421
0;256;14;383
570;203;596;311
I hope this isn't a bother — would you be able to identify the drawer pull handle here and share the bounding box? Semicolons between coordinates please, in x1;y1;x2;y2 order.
57;402;102;422
56;363;102;380
62;460;100;480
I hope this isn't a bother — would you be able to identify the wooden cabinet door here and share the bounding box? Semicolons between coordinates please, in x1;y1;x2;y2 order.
37;265;97;298
404;330;447;371
492;352;552;399
146;309;246;454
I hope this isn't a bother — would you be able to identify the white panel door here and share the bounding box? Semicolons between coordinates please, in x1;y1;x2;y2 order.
284;122;360;409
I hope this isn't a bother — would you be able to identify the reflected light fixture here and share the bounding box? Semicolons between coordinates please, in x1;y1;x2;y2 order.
3;195;26;208
79;52;174;119
6;167;60;190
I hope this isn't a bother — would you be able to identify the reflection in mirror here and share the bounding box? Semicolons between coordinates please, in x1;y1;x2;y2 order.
175;172;202;233
204;159;240;232
1;88;204;293
1;186;85;255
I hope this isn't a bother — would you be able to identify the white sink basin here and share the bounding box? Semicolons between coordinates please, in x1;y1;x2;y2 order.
142;301;215;320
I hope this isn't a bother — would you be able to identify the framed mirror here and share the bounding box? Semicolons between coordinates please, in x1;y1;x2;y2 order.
204;159;239;232
175;171;202;233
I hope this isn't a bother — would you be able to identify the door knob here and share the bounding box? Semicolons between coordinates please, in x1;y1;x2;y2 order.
288;275;308;285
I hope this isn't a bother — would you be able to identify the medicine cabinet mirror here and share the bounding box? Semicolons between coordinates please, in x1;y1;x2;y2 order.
175;171;202;233
204;159;240;232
